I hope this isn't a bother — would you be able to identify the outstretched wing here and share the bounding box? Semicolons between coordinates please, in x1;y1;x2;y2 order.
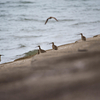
45;18;49;24
45;17;58;24
52;17;58;21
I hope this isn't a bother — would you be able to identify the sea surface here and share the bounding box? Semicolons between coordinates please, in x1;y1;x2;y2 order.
0;0;100;64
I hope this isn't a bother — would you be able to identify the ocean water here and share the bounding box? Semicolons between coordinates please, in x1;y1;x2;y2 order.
0;0;100;64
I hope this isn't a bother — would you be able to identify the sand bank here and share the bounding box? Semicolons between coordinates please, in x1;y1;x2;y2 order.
0;35;100;100
0;34;100;68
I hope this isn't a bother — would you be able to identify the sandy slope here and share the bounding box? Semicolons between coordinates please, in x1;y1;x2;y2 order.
0;35;100;100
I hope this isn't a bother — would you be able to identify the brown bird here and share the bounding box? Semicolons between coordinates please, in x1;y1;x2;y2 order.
45;17;58;24
37;46;46;53
80;33;86;41
50;42;58;50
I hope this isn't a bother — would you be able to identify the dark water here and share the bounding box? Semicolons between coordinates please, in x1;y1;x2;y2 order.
0;0;100;64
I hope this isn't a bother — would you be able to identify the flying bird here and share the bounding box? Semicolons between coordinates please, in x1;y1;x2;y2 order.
45;17;58;24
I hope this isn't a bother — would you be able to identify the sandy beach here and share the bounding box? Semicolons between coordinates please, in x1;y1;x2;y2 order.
0;35;100;100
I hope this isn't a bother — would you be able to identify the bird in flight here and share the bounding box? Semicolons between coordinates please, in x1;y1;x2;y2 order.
45;17;58;24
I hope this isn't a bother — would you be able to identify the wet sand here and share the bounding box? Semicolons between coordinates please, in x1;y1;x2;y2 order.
0;35;100;100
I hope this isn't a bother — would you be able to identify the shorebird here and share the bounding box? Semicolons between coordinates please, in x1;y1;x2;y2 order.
50;42;58;50
0;55;3;62
37;45;46;53
45;17;58;24
80;33;86;41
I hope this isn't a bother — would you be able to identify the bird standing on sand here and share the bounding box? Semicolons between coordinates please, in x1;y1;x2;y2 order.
50;42;58;50
45;17;58;24
80;33;86;41
37;46;46;53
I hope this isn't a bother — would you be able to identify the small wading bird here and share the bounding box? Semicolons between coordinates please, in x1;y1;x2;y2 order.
50;42;58;50
79;33;86;41
0;55;3;62
45;17;58;24
37;45;46;53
